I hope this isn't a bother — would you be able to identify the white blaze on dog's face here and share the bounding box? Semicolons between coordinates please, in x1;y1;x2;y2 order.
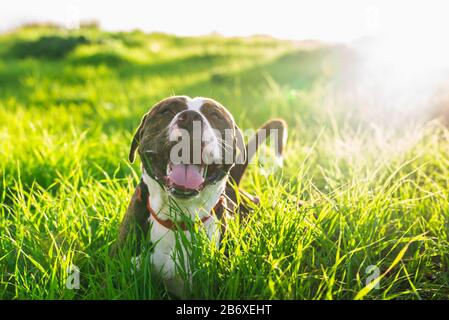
129;96;245;213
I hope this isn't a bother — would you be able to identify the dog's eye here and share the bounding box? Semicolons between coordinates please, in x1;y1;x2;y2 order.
210;112;221;119
159;108;175;116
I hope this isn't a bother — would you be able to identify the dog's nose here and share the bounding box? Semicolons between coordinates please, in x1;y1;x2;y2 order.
176;110;203;129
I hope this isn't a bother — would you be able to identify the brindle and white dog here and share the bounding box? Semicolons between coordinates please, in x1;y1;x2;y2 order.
114;96;287;297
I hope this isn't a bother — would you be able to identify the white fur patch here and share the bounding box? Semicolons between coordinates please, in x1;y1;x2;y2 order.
186;97;205;111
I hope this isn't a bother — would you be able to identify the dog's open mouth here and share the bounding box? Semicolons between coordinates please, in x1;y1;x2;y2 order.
166;162;207;198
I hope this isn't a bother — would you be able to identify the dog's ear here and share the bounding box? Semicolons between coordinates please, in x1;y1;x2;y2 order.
234;123;246;165
129;114;148;163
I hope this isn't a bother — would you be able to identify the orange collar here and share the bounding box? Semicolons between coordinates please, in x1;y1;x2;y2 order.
138;182;224;231
146;198;217;231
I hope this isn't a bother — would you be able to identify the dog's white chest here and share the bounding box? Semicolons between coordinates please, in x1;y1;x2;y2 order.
139;171;225;294
150;215;220;280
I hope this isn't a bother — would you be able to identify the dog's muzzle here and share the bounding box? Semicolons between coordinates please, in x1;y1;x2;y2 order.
165;110;221;198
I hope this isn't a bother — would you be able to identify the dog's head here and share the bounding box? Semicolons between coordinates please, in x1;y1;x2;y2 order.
129;96;245;199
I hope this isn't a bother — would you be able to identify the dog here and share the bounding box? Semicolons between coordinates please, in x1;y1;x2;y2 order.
114;96;287;297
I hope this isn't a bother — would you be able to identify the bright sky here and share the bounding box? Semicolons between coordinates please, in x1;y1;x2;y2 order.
1;0;447;42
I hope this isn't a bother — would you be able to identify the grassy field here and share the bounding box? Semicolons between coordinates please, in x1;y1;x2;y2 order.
1;25;449;300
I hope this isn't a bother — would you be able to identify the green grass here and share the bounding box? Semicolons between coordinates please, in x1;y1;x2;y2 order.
1;24;449;300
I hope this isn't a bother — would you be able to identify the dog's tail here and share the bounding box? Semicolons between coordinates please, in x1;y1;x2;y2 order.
226;119;287;210
230;118;287;185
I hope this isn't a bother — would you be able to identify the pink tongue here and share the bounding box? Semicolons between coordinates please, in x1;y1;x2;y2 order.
168;164;204;190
